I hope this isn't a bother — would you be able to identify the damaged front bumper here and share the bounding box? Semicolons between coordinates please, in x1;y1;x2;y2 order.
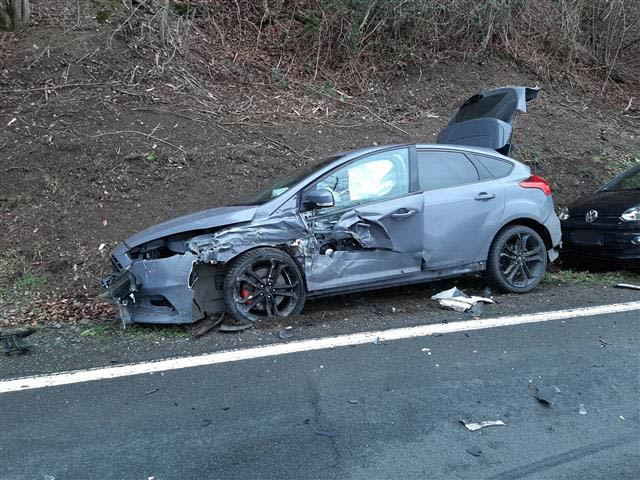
99;270;139;326
99;249;226;326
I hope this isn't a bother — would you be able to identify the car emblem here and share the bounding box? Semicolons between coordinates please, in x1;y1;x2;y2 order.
585;210;599;223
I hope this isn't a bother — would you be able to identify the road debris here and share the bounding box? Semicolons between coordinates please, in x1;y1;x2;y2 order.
432;287;494;313
278;330;294;339
466;446;483;457
348;399;359;404
1;328;36;355
144;388;159;396
530;383;560;406
218;322;253;333
192;314;224;338
314;430;337;438
468;302;484;317
615;283;640;291
579;404;588;415
598;337;612;347
458;419;505;431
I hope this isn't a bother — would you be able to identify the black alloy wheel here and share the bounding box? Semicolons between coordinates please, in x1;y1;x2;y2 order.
487;225;548;293
224;247;306;323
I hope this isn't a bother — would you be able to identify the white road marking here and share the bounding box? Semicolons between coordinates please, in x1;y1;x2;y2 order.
2;301;639;394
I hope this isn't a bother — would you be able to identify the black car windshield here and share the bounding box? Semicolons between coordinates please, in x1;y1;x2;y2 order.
602;167;640;192
234;154;343;206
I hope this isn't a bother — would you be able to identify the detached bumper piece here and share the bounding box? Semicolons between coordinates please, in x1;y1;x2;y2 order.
99;270;139;327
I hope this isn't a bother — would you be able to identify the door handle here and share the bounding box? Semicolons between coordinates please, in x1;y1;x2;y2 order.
474;192;496;201
391;209;417;220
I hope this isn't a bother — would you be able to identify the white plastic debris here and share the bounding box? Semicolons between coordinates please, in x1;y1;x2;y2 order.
431;287;494;312
579;404;588;415
459;419;505;431
616;283;640;291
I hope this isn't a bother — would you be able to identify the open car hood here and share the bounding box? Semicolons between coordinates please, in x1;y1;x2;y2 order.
436;86;539;155
125;205;258;248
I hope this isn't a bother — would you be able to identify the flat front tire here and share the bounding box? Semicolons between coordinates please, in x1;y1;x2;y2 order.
486;225;547;293
223;247;306;323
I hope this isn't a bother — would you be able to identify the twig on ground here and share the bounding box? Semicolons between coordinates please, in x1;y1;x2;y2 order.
264;136;314;161
90;129;186;152
132;107;206;124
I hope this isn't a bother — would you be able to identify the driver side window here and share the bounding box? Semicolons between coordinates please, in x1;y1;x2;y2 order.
312;148;410;214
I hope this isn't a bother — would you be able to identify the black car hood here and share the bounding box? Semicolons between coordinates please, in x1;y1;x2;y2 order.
125;205;258;248
568;190;640;217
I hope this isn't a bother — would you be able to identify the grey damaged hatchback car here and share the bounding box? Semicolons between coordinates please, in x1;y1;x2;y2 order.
100;86;561;325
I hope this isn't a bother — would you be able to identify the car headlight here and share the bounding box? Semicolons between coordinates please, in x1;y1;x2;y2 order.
558;206;570;221
621;206;640;222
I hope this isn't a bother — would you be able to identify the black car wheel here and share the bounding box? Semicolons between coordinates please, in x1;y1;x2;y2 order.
223;247;306;323
486;225;547;293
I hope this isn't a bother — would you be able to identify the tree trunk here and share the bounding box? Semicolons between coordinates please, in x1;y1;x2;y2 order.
0;0;30;31
160;0;169;48
0;3;13;31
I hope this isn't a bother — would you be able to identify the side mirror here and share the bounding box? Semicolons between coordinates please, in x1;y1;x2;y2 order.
302;188;335;210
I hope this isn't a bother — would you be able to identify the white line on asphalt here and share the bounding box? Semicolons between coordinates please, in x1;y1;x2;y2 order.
2;301;639;394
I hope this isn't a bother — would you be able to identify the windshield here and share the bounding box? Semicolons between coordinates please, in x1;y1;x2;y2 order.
602;167;640;192
234;154;343;206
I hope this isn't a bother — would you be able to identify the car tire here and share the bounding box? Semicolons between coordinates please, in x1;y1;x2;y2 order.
223;247;306;323
486;225;548;293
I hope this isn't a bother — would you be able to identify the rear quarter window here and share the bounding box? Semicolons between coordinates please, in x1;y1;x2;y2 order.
475;155;514;178
417;151;479;190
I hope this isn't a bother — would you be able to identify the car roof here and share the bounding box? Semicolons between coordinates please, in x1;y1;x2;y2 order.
415;143;514;160
344;143;514;162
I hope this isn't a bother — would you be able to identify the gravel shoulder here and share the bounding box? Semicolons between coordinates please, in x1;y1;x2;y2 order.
2;277;639;380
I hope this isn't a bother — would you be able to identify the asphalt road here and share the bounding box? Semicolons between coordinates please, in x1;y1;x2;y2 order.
1;309;639;479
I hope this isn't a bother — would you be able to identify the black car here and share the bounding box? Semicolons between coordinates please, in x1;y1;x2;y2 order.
559;163;640;264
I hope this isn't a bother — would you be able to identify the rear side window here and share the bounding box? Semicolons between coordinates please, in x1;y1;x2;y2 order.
418;151;479;190
475;155;514;178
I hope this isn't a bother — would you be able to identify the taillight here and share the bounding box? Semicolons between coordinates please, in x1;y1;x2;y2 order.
520;175;552;196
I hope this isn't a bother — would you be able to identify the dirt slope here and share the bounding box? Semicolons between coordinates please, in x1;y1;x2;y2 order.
0;3;638;325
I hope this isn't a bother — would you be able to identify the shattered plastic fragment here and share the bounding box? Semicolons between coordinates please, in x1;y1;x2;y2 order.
579;404;588;415
218;323;253;333
459;419;506;431
531;385;558;406
432;287;493;312
468;302;483;317
278;330;293;340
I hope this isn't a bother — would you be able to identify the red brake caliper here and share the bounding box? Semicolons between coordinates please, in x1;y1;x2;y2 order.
240;285;252;305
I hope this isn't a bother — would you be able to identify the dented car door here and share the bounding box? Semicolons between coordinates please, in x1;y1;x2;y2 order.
301;147;424;291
